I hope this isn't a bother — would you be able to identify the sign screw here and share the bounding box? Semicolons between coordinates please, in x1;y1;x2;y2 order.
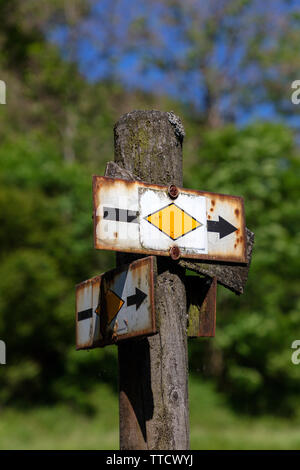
168;184;179;199
170;245;180;260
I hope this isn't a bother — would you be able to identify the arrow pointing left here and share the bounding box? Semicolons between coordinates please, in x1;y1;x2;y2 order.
76;256;156;350
127;287;147;310
77;307;93;322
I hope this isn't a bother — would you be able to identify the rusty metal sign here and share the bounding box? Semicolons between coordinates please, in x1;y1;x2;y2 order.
76;274;102;350
93;176;247;263
76;256;157;349
186;276;217;338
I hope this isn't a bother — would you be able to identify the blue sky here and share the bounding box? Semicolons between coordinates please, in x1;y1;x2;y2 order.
50;0;300;128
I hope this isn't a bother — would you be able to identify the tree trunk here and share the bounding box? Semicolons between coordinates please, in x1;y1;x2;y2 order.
112;110;189;450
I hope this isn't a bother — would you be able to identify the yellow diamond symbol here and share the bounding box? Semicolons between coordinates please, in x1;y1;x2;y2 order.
106;289;124;325
145;203;202;240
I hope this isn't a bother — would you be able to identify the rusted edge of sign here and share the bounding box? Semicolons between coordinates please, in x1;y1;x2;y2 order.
75;256;157;350
75;274;102;350
93;175;247;264
186;276;217;338
103;162;254;295
99;256;157;346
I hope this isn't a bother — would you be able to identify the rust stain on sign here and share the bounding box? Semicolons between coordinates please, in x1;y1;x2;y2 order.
186;276;217;338
76;275;102;350
93;176;247;264
76;256;157;349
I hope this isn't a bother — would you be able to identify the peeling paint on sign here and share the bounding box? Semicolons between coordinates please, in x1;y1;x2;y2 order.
186;276;217;338
76;275;102;350
76;256;157;349
93;176;247;263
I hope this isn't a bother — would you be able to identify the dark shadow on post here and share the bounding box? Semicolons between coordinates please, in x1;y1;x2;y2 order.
118;338;153;446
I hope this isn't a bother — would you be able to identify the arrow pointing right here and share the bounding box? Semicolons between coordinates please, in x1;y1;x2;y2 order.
127;287;147;310
207;216;237;239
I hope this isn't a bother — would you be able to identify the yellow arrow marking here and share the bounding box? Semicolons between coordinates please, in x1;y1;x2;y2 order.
146;203;202;240
106;289;124;324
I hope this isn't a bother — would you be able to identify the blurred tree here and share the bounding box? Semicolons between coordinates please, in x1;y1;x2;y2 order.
0;133;116;406
63;0;299;128
187;121;300;415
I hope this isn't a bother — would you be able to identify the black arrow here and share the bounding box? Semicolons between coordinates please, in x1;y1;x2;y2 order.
127;288;147;310
103;207;139;223
207;216;237;239
78;308;93;322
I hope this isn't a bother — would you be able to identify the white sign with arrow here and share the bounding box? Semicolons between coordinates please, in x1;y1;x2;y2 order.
93;176;247;263
76;256;156;349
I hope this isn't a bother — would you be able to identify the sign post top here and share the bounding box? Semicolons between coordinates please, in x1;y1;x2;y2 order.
93;176;247;264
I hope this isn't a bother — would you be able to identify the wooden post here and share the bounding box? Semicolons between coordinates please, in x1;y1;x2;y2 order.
112;110;189;450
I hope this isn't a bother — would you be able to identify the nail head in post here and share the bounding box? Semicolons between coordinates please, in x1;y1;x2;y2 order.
168;184;179;199
170;245;180;260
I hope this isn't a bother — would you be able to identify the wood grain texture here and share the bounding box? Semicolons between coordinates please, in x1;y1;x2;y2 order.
109;110;189;450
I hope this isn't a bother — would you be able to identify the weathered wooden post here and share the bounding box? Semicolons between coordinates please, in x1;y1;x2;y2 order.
76;109;254;451
108;110;189;450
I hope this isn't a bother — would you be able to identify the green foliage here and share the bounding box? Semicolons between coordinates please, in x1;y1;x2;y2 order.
0;133;115;406
1;114;299;416
1;378;300;449
187;122;300;415
0;0;299;421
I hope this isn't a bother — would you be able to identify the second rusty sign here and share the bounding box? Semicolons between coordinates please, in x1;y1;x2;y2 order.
76;256;157;349
93;176;247;263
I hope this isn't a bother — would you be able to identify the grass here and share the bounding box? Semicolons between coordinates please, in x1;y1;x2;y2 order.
0;384;118;450
189;379;300;450
0;378;300;450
